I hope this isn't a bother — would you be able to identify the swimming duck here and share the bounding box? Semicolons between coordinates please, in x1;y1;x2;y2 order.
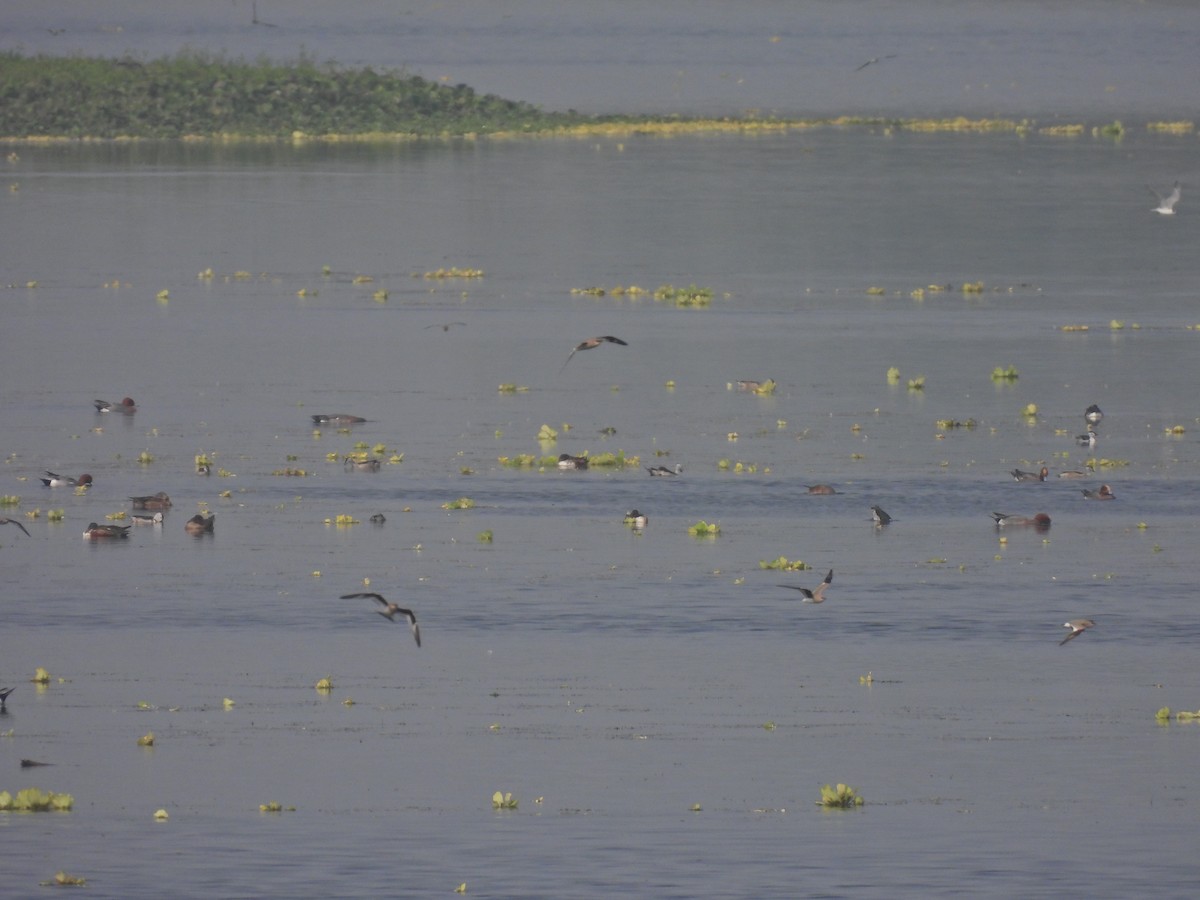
991;512;1051;528
185;513;215;533
778;569;833;603
83;522;130;539
871;505;892;525
1076;430;1097;448
646;464;682;476
623;509;648;528
41;471;92;488
94;397;137;414
131;512;163;526
0;516;31;537
343;456;381;471
1084;404;1104;425
1057;470;1090;479
1080;484;1114;500
1059;618;1095;645
340;592;421;646
560;335;628;372
311;414;367;426
557;453;589;470
130;492;172;510
1010;466;1049;482
806;484;838;495
370;513;386;525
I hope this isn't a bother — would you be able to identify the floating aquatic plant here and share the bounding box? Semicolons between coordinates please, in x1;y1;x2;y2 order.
45;871;87;886
137;450;155;464
817;783;864;808
442;497;475;510
907;376;925;391
935;418;977;429
156;289;169;301
886;366;901;384
477;530;493;543
654;283;713;307
689;803;703;812
537;424;558;442
961;281;985;294
1060;324;1089;331
327;514;360;525
1022;403;1038;417
492;791;518;810
32;667;50;684
1156;706;1172;724
154;809;169;820
1094;120;1124;138
315;677;333;692
422;267;484;279
497;384;530;393
1146;120;1194;134
759;556;811;571
1109;319;1125;330
498;454;538;468
860;672;874;685
0;788;74;811
0;495;19;506
272;468;309;476
762;721;777;731
688;520;721;537
866;286;885;296
259;801;295;812
1165;425;1186;435
991;365;1019;381
137;732;155;747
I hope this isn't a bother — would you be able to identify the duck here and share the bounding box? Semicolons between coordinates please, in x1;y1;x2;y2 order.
1076;430;1097;448
1010;466;1049;482
1081;484;1114;500
646;464;682;476
806;484;838;495
130;492;172;510
871;505;892;525
778;569;834;603
131;512;163;526
340;592;421;646
557;453;589;470
623;509;648;528
991;512;1051;528
185;513;215;533
1057;469;1090;479
1059;618;1095;645
41;471;92;488
0;516;31;537
1084;404;1104;426
343;456;381;471
83;522;130;539
560;335;628;372
370;513;386;525
311;414;367;426
94;397;137;414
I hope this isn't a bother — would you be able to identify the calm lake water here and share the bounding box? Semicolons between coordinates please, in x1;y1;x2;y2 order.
3;4;1200;898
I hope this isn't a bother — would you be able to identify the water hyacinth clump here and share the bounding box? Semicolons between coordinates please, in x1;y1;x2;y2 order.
817;783;864;808
0;788;75;811
492;791;518;810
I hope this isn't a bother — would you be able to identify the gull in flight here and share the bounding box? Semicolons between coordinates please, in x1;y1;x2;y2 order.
1;517;31;537
1059;619;1094;645
341;593;421;646
1148;181;1181;215
560;336;627;373
778;569;833;603
856;54;897;71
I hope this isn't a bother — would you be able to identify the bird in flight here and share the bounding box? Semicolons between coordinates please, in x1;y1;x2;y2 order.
1148;181;1181;215
1059;619;1094;645
560;336;627;372
341;593;421;646
856;54;897;71
779;569;834;603
0;517;31;537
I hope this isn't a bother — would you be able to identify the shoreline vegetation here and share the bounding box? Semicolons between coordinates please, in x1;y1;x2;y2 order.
1;52;1195;143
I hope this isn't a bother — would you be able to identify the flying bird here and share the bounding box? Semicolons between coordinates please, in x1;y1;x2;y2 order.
0;517;31;537
856;54;897;71
560;335;627;372
779;569;834;603
341;593;421;646
1148;181;1181;215
0;687;14;709
1059;619;1095;645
